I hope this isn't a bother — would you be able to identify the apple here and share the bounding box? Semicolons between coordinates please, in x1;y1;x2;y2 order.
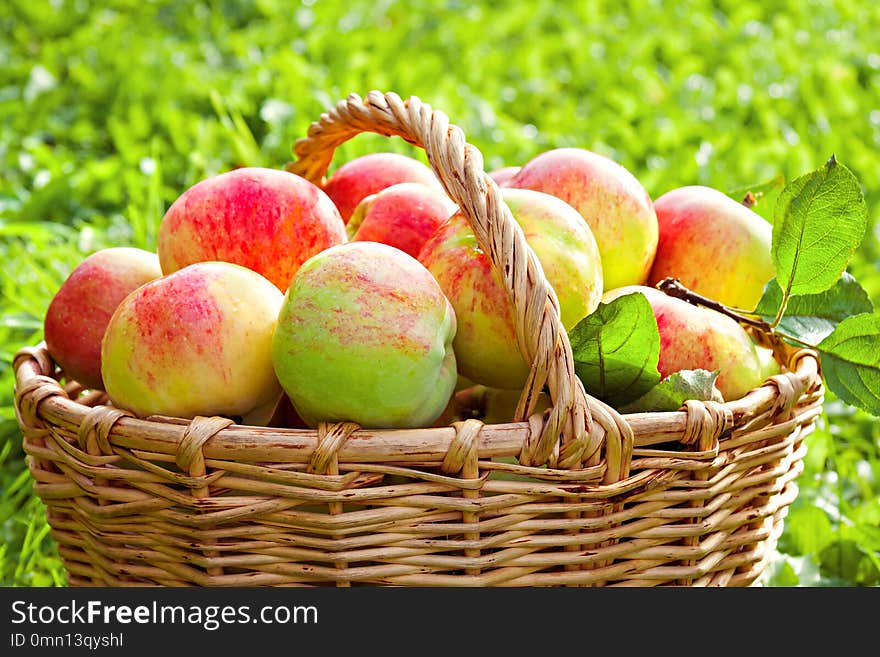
347;182;457;258
43;247;162;391
321;152;444;223
648;185;775;311
489;166;521;187
757;344;782;380
101;261;284;422
418;186;603;390
157;166;346;292
272;241;457;429
603;285;766;401
507;147;659;290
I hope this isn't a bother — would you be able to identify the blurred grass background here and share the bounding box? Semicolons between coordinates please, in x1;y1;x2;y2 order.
1;0;878;586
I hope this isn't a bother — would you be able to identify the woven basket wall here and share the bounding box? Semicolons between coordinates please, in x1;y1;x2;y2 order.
12;92;824;587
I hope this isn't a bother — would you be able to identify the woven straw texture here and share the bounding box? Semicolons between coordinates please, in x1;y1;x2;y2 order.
13;91;824;587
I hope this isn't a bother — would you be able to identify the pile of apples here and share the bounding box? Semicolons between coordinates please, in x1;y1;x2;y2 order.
43;146;780;430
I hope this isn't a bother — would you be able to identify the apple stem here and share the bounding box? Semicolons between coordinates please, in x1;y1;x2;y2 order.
770;293;791;330
655;278;772;333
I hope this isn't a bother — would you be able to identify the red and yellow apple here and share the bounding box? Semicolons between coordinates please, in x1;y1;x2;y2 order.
101;261;284;422
272;241;457;429
603;285;767;401
43;247;162;391
649;185;775;311
507;147;658;290
489;166;521;187
157;166;346;292
321;152;443;224
347;182;457;258
418;187;604;390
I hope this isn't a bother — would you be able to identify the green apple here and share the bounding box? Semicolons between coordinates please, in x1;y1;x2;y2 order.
272;241;457;429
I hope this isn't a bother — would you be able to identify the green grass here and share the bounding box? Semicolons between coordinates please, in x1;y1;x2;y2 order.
2;0;878;586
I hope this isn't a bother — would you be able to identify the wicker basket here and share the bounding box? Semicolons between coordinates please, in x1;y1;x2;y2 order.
13;91;824;587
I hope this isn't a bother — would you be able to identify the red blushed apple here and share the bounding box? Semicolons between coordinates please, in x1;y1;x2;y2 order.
603;285;767;402
649;185;775;311
347;182;457;258
44;247;162;390
489;166;521;187
508;147;659;290
157;167;346;292
101;261;283;422
321;152;444;223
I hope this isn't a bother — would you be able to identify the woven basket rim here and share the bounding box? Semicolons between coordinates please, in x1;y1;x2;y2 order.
14;340;823;468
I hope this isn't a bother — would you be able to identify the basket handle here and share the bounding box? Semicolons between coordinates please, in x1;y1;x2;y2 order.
287;91;632;480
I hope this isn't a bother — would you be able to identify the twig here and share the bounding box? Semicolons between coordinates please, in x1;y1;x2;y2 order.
655;278;772;332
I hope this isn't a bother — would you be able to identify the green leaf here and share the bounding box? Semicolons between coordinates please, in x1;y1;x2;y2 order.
820;539;880;586
803;424;832;474
816;313;880;416
761;555;800;587
772;156;868;298
780;505;835;555
568;293;661;407
619;369;721;413
754;272;874;344
762;554;826;587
